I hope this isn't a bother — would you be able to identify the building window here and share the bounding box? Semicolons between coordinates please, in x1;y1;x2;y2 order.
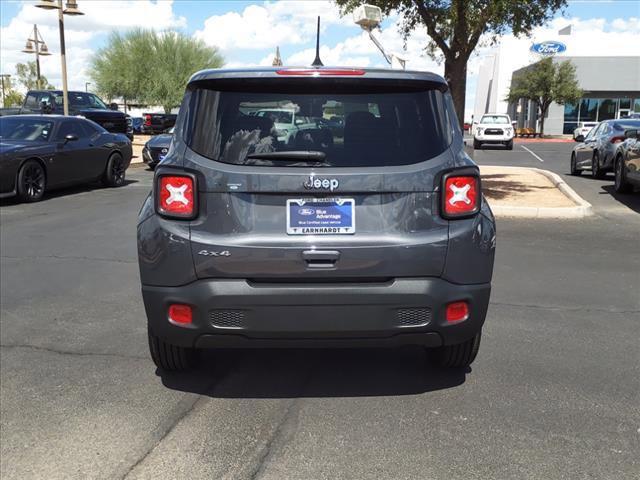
563;123;578;135
598;99;617;120
564;102;578;121
619;98;631;110
634;99;640;113
579;98;599;122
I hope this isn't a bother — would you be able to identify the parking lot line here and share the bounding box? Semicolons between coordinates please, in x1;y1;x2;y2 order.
521;145;545;162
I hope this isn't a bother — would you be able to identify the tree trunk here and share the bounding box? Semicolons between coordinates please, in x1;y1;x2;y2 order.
539;103;548;137
444;57;467;129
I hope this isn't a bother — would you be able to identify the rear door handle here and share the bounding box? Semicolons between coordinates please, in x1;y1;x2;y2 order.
302;250;340;268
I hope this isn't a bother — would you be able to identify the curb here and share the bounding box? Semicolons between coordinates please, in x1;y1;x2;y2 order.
481;166;593;219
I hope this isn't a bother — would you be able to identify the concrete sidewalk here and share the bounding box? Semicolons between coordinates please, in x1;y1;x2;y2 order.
481;165;592;218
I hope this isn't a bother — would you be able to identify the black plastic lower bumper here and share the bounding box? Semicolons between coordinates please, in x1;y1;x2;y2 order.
142;278;491;348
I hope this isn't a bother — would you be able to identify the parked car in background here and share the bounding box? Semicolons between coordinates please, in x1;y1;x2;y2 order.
0;107;22;117
141;113;177;134
253;108;316;144
131;117;144;134
573;121;598;141
473;113;514;150
142;127;173;170
138;66;495;373
0;115;132;202
570;119;640;178
9;90;133;140
612;128;640;193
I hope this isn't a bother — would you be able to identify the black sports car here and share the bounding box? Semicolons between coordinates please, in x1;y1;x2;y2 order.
0;115;132;202
142;127;173;169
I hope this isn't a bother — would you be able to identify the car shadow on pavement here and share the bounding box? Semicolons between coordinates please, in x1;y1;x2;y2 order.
159;347;468;398
600;184;640;214
0;179;138;206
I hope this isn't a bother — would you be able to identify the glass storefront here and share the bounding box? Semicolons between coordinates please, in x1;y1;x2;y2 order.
563;97;640;134
598;99;617;120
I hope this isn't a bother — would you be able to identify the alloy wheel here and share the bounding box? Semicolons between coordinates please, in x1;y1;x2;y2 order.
111;156;125;185
23;164;45;200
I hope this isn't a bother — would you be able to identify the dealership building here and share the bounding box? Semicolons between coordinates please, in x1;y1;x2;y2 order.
507;56;640;135
473;30;640;135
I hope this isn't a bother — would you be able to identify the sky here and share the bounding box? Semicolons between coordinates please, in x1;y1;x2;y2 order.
1;0;639;120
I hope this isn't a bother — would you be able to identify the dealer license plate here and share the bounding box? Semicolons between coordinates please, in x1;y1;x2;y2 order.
286;198;355;235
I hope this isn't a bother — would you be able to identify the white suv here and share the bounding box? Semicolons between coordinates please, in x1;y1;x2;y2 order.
473;114;514;150
573;122;598;141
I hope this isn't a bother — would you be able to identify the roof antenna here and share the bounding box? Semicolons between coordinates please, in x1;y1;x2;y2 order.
311;16;324;67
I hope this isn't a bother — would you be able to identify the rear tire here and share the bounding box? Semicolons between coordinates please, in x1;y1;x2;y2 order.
17;160;46;203
614;155;632;193
591;152;605;179
473;139;481;150
570;153;581;176
102;153;126;187
428;332;481;368
148;328;198;372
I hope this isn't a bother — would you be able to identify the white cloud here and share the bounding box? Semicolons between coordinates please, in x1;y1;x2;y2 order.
0;1;186;92
194;1;350;52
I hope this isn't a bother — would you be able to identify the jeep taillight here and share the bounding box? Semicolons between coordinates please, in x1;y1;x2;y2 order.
157;174;196;219
144;114;152;126
442;174;480;219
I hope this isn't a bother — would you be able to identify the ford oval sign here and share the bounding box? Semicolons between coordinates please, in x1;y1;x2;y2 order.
530;41;567;56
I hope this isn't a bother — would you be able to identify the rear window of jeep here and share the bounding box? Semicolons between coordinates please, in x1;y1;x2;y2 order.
184;80;454;167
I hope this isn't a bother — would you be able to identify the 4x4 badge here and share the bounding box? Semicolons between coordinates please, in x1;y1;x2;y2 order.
303;175;339;191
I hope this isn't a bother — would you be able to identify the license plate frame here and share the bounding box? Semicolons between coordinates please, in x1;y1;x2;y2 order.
286;198;355;235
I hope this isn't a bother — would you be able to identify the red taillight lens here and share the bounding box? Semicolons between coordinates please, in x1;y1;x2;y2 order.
276;68;365;76
443;175;480;218
157;175;196;219
144;114;151;126
610;136;625;144
168;304;192;325
446;301;469;323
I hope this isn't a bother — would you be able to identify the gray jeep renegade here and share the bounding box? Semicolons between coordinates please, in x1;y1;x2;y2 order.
137;67;496;372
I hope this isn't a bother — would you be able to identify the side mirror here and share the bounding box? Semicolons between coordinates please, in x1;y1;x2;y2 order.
64;134;78;143
624;129;638;139
109;103;119;111
576;134;585;142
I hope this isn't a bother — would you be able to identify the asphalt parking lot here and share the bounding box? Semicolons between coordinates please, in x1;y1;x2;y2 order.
1;143;639;479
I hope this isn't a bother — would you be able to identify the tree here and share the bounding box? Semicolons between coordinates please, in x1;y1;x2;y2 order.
335;0;567;127
1;76;24;107
506;57;581;136
91;29;223;113
15;61;55;90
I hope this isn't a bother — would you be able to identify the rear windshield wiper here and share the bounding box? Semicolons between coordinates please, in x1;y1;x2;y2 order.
246;151;326;161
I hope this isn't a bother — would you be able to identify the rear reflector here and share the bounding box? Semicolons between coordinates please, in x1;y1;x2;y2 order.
157;175;196;219
443;175;480;218
446;301;469;323
168;304;192;325
276;68;366;76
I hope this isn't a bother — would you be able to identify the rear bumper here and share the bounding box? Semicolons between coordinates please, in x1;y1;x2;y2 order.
142;278;491;349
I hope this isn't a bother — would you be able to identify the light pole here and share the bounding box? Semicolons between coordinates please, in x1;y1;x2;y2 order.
21;25;52;89
85;82;91;92
35;0;84;116
353;4;406;69
0;74;11;107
